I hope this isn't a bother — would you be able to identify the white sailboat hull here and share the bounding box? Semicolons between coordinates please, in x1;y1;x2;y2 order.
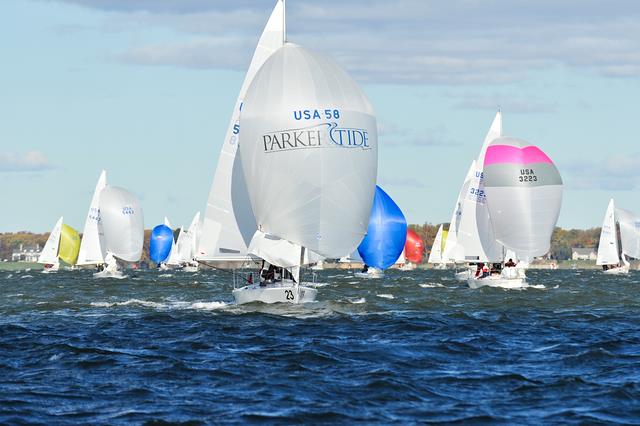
455;269;472;281
400;263;416;271
354;268;385;279
603;265;629;275
233;281;317;305
41;263;60;273
467;267;527;289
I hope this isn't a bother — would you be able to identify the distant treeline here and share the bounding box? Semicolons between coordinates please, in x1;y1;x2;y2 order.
1;226;602;262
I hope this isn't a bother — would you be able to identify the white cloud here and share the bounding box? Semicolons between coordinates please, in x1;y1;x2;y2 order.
45;0;640;84
0;151;53;172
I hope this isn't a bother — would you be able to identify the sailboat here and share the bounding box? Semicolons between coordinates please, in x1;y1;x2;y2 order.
38;217;81;272
77;170;107;268
196;0;285;265
597;199;630;274
232;22;378;303
180;212;201;272
355;186;407;279
427;224;447;269
402;229;424;270
467;136;563;288
94;186;144;278
615;207;640;272
150;224;174;268
454;112;505;281
163;217;180;269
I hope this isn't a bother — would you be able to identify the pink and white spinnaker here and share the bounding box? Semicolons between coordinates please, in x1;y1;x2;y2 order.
483;137;563;261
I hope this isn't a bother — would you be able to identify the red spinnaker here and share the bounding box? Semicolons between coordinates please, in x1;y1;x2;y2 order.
404;229;424;264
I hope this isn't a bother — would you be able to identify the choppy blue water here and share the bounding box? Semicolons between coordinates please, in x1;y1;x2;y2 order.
1;268;639;424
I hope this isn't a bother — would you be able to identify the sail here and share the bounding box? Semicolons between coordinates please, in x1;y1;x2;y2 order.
357;186;407;270
405;229;424;264
150;224;174;264
168;226;186;266
58;224;80;266
38;217;63;265
198;0;286;261
596;199;620;265
164;217;180;265
77;170;107;265
240;43;378;262
616;208;640;259
441;162;475;263
483;137;563;261
99;186;144;262
427;225;444;264
395;249;406;265
455;112;504;262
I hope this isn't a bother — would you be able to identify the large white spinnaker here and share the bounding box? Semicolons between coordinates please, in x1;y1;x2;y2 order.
99;186;144;262
240;43;378;267
38;216;63;265
77;170;107;265
454;112;504;262
427;224;444;264
198;0;286;262
616;208;640;260
596;199;620;266
483;137;563;262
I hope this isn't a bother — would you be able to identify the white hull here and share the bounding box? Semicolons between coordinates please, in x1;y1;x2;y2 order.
400;263;416;271
41;263;60;273
93;269;127;279
467;267;527;289
182;264;198;273
455;269;472;281
603;265;629;275
355;269;384;279
233;281;317;305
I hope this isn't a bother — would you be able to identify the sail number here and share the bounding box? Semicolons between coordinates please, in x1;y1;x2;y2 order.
519;168;538;182
122;206;135;215
294;109;340;121
469;188;485;198
284;290;295;300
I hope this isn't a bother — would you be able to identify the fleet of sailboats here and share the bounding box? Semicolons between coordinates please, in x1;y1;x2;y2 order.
30;1;633;304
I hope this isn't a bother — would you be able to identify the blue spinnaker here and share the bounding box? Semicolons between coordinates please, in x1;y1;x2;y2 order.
357;186;407;269
150;224;174;264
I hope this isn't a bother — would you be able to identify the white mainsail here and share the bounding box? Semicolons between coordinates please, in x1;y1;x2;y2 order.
99;186;144;262
427;224;444;264
198;0;286;261
442;161;474;263
38;216;63;265
454;112;504;262
616;208;640;260
240;43;378;268
77;170;107;265
596;199;620;265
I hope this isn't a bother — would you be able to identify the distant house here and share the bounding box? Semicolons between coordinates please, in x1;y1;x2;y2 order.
11;244;41;262
572;247;597;261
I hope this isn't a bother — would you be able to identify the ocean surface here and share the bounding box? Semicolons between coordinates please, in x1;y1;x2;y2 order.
1;267;639;424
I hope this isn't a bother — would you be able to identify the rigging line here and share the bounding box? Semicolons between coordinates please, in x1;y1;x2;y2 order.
196;260;259;284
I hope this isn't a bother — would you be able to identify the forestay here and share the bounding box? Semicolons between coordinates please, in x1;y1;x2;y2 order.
240;43;378;262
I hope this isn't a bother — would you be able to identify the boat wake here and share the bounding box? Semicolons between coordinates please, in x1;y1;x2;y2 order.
90;299;229;311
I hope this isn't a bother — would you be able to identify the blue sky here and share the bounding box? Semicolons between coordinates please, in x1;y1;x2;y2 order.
1;0;639;232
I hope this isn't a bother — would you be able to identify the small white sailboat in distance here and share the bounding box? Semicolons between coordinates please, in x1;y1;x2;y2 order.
597;199;635;274
427;224;446;269
94;186;144;279
77;170;107;268
38;217;63;272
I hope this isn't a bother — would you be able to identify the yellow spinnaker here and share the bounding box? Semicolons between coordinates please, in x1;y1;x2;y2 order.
59;224;80;265
441;230;448;253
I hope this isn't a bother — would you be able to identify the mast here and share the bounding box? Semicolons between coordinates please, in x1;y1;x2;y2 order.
282;0;286;43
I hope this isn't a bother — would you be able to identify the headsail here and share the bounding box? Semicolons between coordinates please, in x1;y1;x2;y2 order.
198;0;286;261
483;137;563;261
240;43;378;265
596;199;620;265
442;161;474;263
455;112;504;262
427;224;444;264
77;170;107;265
38;217;63;265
